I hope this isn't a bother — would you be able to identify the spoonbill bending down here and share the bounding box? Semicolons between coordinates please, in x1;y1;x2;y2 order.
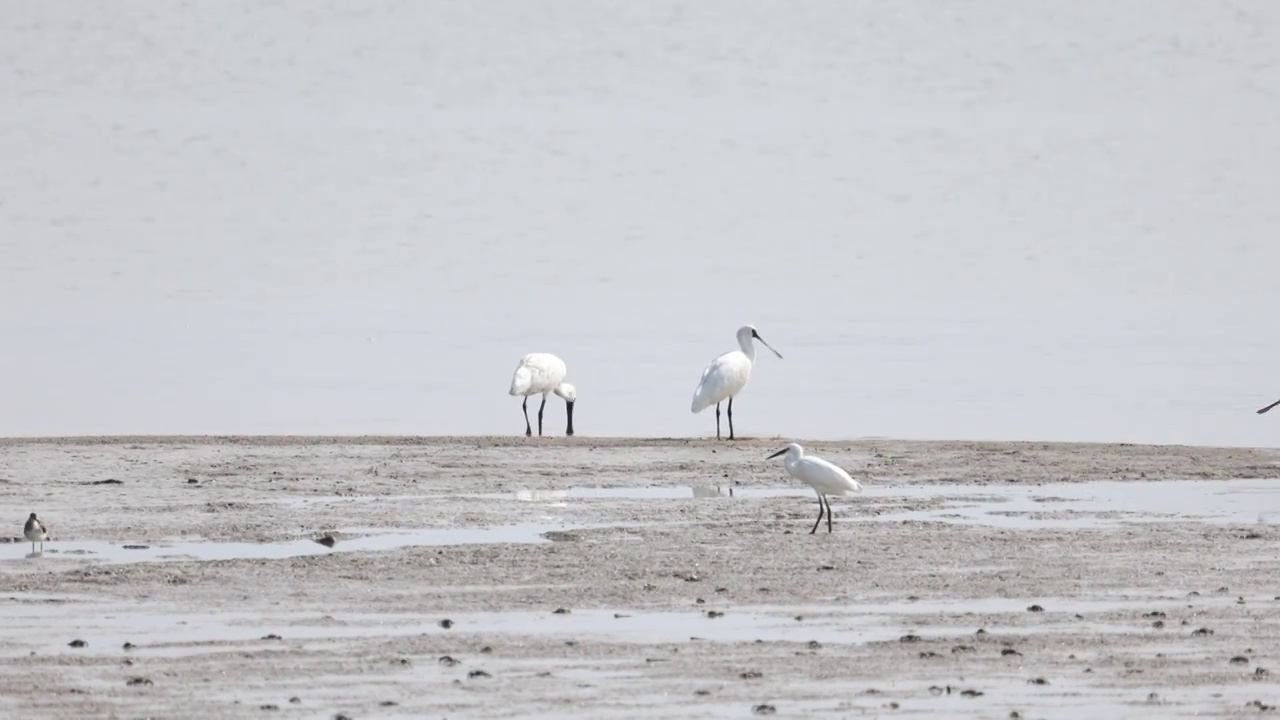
509;353;576;437
690;325;782;440
24;512;49;552
1257;398;1280;415
767;443;862;534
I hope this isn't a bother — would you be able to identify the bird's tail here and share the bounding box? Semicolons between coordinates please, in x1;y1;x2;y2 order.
509;364;532;396
690;386;713;414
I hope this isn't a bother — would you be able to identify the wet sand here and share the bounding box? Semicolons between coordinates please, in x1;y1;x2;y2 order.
1;436;1279;719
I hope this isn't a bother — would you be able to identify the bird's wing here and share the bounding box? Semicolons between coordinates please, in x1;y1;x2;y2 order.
691;352;749;412
697;351;730;381
509;361;534;395
806;456;863;494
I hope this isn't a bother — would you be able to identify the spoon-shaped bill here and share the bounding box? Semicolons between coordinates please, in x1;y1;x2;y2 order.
1258;398;1280;415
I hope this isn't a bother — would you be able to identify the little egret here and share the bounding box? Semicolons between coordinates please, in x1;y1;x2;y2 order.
690;325;782;440
508;353;576;437
24;512;49;552
767;443;862;534
1257;398;1280;415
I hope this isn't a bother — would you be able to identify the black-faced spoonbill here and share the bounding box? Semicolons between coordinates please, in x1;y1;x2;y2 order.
1257;398;1280;415
508;353;576;437
690;325;782;440
767;443;862;534
24;512;49;552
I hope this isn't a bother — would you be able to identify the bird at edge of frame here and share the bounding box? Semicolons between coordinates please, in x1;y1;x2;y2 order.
767;444;862;534
24;513;50;553
690;324;783;440
508;352;576;437
1257;397;1280;415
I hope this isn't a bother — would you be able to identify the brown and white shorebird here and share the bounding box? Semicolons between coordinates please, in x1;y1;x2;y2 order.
24;513;49;552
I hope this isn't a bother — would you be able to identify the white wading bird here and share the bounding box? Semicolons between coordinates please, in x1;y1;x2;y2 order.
24;512;49;552
1257;398;1280;415
508;353;576;437
767;443;862;534
690;325;782;440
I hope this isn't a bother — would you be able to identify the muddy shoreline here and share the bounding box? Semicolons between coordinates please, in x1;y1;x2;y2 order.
1;437;1278;718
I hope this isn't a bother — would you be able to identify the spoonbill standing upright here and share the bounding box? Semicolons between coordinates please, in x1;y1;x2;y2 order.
690;324;782;440
767;443;862;534
508;353;576;437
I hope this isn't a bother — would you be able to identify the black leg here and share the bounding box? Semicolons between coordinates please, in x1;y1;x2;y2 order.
565;401;575;436
714;402;721;439
727;396;735;440
810;496;824;535
826;496;833;533
537;396;546;437
523;397;532;437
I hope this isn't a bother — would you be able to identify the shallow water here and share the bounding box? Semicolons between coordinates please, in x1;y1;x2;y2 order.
5;478;1273;567
0;596;1179;659
2;1;1279;446
504;478;1280;527
0;522;579;564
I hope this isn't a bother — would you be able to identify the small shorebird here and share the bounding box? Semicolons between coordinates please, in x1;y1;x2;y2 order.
767;443;862;534
690;325;783;440
508;353;576;437
24;513;49;552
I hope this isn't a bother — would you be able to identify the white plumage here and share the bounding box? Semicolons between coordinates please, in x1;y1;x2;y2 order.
508;352;576;437
767;443;862;534
690;324;782;440
24;512;49;552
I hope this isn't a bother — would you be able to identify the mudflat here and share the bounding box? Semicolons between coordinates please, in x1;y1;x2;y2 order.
1;437;1279;719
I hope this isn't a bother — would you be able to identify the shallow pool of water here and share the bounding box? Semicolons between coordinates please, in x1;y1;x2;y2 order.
497;479;1280;528
0;522;583;564
1;595;1174;659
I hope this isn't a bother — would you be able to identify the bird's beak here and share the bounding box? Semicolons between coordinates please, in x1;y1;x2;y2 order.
766;448;787;460
754;334;783;359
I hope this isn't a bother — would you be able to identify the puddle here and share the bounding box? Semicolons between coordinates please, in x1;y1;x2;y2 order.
759;594;1245;617
493;479;1280;528
0;523;587;565
0;601;1155;660
500;486;802;503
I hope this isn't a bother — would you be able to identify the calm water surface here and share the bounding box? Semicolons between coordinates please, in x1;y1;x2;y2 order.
2;1;1278;446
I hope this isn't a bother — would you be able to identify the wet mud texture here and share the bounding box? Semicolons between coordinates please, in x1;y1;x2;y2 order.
1;436;1279;719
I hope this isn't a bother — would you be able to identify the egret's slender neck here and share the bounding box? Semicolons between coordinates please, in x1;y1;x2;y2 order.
737;332;756;362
